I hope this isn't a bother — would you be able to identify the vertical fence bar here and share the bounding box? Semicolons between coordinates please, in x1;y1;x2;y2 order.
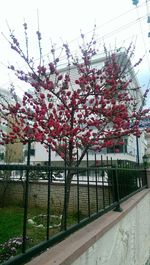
87;152;90;218
122;160;124;168
46;145;51;240
145;167;148;187
64;148;67;230
136;136;140;166
106;156;108;167
139;169;142;188
106;156;111;205
102;169;105;209
22;140;31;253
101;155;105;209
77;149;80;223
95;153;98;213
111;157;113;167
143;163;148;188
121;167;125;198
113;166;123;212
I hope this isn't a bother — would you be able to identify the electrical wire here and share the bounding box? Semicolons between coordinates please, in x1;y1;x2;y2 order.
135;0;150;93
1;1;150;92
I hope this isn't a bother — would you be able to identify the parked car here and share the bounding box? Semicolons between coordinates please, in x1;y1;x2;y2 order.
52;172;64;182
72;171;108;186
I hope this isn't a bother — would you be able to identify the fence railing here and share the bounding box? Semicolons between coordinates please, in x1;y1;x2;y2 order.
0;152;147;265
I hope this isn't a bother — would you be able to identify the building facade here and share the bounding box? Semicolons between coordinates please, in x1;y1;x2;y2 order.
0;88;23;163
146;132;150;163
23;53;147;165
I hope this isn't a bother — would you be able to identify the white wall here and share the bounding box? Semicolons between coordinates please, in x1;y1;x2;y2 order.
72;192;150;265
24;140;142;164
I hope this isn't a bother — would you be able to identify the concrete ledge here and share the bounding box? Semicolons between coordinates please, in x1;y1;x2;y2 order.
27;189;150;265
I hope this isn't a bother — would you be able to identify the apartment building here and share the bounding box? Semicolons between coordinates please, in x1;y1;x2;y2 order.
0;88;23;163
23;52;147;165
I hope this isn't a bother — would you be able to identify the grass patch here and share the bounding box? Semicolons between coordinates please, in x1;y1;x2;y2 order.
0;207;23;244
0;207;85;244
0;206;48;263
0;207;50;245
0;206;85;263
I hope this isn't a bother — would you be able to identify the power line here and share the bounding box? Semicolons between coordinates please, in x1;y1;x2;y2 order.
51;15;148;67
61;1;150;46
134;1;150;91
14;1;147;62
1;1;150;91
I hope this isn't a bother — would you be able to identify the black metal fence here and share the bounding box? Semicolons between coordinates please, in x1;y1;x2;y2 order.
0;146;147;265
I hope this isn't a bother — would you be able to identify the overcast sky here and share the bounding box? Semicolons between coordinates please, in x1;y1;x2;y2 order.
0;0;150;105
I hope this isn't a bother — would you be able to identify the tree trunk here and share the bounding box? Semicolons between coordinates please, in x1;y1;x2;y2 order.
60;172;73;230
0;170;11;208
0;180;10;208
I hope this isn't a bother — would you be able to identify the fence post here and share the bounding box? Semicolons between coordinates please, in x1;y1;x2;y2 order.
22;140;31;253
64;147;67;230
113;166;123;212
77;149;80;223
46;145;51;240
95;153;99;213
87;151;91;218
146;168;150;188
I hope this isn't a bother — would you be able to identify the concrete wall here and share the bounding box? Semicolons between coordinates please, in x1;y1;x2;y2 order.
26;189;150;265
72;191;150;265
0;181;112;214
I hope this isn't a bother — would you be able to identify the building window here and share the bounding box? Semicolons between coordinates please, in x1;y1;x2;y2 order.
0;153;4;160
107;139;127;154
24;149;35;157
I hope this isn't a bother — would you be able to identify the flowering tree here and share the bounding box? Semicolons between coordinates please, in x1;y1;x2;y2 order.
0;24;149;225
